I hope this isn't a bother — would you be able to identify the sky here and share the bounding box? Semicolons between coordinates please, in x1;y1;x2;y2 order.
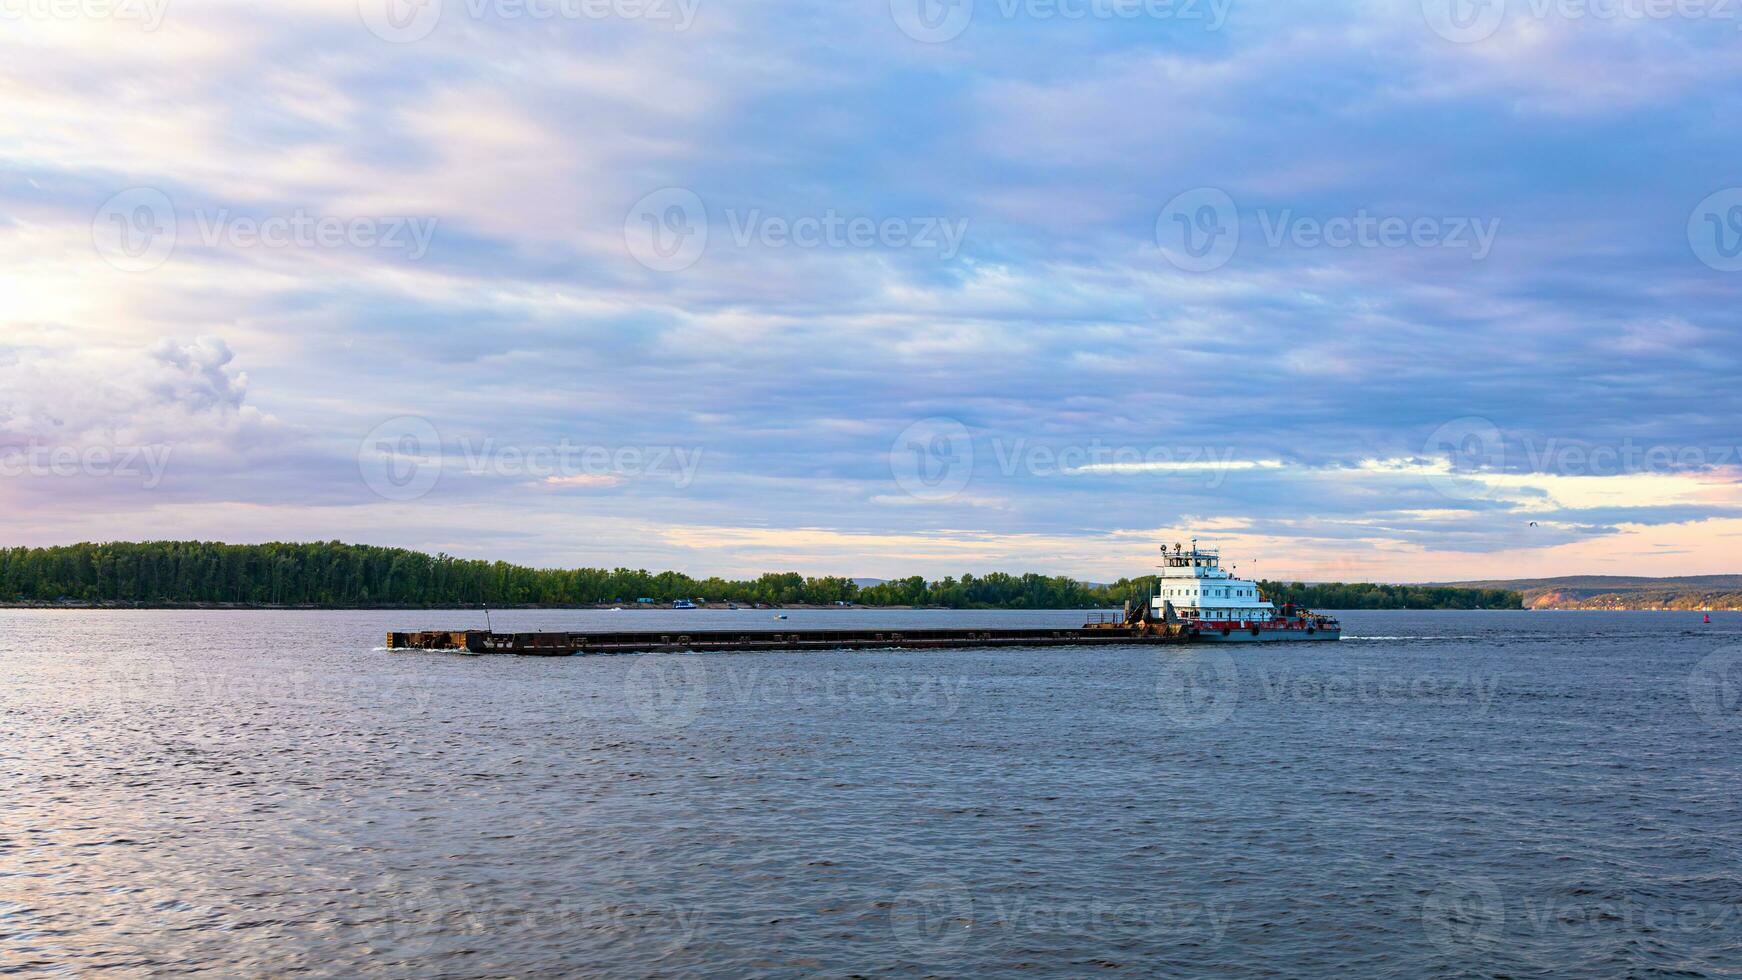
2;0;1741;583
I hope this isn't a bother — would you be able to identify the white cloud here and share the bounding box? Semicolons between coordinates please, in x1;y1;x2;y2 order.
0;337;277;449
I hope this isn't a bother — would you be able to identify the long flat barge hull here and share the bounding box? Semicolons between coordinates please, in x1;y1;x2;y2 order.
385;625;1192;656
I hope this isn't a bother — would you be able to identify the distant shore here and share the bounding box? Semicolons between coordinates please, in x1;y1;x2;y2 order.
0;541;1522;611
4;600;1731;613
0;600;949;612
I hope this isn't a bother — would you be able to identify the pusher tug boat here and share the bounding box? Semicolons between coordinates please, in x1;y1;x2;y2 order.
1145;540;1340;642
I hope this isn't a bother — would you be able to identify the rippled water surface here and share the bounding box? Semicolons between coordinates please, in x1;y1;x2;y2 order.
4;609;1740;977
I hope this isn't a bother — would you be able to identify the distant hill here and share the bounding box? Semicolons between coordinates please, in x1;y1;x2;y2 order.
1436;575;1742;610
1441;574;1742;590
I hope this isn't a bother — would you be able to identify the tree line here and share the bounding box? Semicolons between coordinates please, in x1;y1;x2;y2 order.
0;541;1521;610
1251;580;1520;610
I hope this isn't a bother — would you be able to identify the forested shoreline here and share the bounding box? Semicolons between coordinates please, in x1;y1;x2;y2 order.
0;541;1522;610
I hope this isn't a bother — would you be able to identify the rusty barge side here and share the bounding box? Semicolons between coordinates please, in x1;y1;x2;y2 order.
385;623;1192;656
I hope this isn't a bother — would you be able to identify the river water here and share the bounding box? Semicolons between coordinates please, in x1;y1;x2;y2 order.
3;609;1739;976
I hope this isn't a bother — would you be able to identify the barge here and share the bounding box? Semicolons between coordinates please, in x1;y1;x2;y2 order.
386;620;1195;656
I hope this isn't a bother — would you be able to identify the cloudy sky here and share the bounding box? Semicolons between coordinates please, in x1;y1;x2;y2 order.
2;0;1740;582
